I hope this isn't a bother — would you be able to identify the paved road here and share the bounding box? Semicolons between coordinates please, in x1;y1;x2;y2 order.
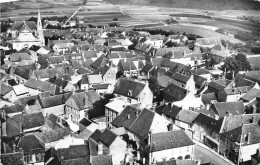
194;144;232;165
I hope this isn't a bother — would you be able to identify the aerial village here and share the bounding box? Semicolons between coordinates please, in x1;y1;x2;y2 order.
1;9;260;165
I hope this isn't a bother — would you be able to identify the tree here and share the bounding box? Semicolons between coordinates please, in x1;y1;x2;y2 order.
148;77;163;103
89;93;114;119
221;53;251;74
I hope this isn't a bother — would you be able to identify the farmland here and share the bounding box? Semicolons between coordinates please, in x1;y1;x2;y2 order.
1;0;260;44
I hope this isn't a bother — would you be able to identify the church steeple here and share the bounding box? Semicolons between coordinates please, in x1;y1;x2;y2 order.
37;9;45;46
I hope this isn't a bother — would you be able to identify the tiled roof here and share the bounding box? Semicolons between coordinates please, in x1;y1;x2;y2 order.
1;104;24;114
0;152;24;165
235;77;255;88
113;78;146;99
35;128;70;143
244;71;260;85
163;83;187;102
172;73;191;83
10;53;31;62
39;93;71;108
193;74;207;88
240;88;260;102
91;155;113;165
92;65;110;77
98;129;118;147
150;130;194;152
127;109;155;140
0;83;13;96
194;113;224;133
111;105;140;128
117;58;137;71
190;68;210;75
11;21;37;31
211;101;244;117
90;55;108;69
14;67;31;80
57;144;89;161
201;93;217;105
175;109;199;124
162;104;182;118
89;129;102;142
222;123;260;145
12;112;44;130
68;91;100;110
24;78;44;89
17;134;44;152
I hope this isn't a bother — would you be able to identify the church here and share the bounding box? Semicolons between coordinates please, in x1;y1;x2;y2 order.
10;10;45;51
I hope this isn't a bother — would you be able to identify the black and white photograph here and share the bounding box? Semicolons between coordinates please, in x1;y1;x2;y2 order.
0;0;260;164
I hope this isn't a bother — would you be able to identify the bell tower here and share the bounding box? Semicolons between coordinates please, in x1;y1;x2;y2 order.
37;9;45;46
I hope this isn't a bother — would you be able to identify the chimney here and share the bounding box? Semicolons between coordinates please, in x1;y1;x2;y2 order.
59;86;63;93
98;142;103;155
12;143;16;153
247;132;251;144
253;105;257;114
2;111;7;137
127;114;130;120
19;123;23;134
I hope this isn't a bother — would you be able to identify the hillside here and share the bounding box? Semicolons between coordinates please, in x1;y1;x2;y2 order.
104;0;260;10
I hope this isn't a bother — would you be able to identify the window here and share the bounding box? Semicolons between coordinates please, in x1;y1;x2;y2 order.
177;156;183;160
185;155;190;159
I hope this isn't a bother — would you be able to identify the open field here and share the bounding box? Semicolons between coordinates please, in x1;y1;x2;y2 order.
144;24;245;44
1;1;259;44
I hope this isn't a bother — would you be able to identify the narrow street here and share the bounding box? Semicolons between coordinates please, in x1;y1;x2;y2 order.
194;144;233;165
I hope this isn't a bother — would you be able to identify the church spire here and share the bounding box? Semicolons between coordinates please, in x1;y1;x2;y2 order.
37;9;45;46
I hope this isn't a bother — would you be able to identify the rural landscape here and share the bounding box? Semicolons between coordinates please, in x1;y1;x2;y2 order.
1;0;260;165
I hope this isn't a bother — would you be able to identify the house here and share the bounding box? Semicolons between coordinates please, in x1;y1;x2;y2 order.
195;37;222;49
141;130;194;164
117;58;137;76
65;91;101;122
209;101;245;119
0;83;13;100
113;78;153;109
193;113;224;153
45;144;90;165
24;78;44;95
35;128;85;150
116;38;133;49
79;118;99;132
90;55;108;70
53;43;74;54
210;44;230;63
218;87;249;102
12;112;45;133
4;84;30;102
0;152;25;165
16;133;45;164
220;123;260;164
1;104;24;118
14;67;32;83
171;73;196;93
11;21;43;51
92;83;113;95
163;83;188;103
167;34;188;43
161;105;199;138
92;65;116;83
105;98;131;128
97;129;128;165
91;155;113;165
124;108;177;160
240;88;260;106
39;92;71;117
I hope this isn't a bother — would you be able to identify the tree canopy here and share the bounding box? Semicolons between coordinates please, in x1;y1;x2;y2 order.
220;53;251;73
